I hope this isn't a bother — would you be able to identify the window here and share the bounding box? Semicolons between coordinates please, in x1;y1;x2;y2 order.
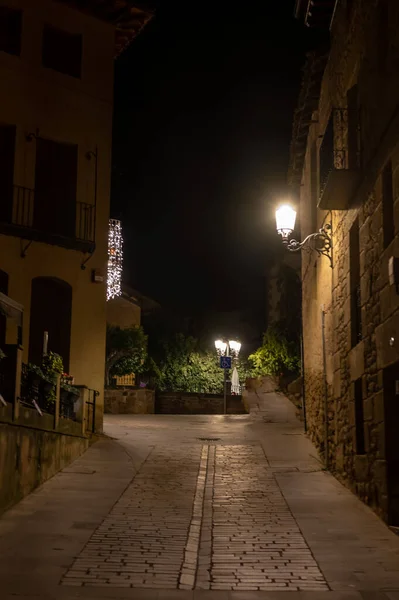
0;270;8;350
350;218;361;347
0;124;16;224
378;0;389;72
354;378;365;455
42;25;82;78
346;0;354;20
34;138;77;238
382;160;394;248
0;7;22;56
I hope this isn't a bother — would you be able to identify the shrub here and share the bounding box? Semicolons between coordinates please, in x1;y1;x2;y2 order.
248;326;300;378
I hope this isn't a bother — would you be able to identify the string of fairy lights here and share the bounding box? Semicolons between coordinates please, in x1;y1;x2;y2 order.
107;219;123;301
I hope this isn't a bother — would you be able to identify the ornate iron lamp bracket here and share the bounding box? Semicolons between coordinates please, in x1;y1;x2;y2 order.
284;223;333;268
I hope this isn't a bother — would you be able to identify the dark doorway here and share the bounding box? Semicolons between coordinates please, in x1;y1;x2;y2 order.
384;360;399;525
34;138;77;239
0;269;8;350
28;277;72;372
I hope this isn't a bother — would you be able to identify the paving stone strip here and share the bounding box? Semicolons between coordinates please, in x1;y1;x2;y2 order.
62;442;328;592
62;445;201;589
208;444;328;592
178;445;208;589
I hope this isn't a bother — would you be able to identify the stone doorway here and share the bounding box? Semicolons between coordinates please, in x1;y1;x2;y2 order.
384;360;399;525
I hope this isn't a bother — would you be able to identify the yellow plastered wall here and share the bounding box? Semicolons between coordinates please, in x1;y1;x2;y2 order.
0;0;115;429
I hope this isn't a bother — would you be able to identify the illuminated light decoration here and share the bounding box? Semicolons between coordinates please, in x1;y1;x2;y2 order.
107;219;123;301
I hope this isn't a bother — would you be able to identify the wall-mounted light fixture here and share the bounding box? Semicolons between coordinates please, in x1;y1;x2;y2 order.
275;204;333;267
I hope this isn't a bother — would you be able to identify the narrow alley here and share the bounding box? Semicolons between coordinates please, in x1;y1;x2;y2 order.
1;389;399;600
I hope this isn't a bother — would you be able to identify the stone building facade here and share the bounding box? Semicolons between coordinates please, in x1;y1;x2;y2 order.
290;0;399;524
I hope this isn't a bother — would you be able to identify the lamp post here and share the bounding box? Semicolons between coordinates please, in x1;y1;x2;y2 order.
275;203;333;267
214;339;241;415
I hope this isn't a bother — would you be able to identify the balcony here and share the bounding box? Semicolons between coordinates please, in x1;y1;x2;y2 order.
0;185;96;253
318;108;361;210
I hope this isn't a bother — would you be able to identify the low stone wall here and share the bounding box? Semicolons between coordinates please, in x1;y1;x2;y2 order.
0;411;88;514
155;392;247;415
104;388;155;414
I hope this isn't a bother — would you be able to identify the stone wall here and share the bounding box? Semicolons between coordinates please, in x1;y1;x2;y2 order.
0;408;88;514
296;0;399;522
104;388;155;414
155;392;247;415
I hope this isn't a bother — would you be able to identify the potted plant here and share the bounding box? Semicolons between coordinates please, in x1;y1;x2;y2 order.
40;352;64;410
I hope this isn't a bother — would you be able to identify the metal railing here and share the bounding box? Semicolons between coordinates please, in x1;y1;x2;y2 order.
115;373;136;386
7;185;95;244
13;185;34;227
19;363;56;416
86;389;98;433
60;392;77;420
319;108;361;200
76;201;95;243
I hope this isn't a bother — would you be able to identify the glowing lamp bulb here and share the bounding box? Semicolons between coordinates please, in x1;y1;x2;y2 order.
276;204;296;240
229;340;241;355
215;340;227;355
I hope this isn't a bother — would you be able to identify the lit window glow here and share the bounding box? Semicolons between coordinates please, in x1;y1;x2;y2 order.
107;219;123;301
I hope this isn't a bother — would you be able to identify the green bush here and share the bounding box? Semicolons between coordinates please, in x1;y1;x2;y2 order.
248;326;300;378
106;325;148;385
144;333;250;393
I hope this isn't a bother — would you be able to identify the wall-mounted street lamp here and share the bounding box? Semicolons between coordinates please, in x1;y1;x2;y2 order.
275;204;333;267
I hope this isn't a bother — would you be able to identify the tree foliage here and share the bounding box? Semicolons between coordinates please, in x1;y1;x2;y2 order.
106;325;148;385
248;325;300;378
142;333;251;393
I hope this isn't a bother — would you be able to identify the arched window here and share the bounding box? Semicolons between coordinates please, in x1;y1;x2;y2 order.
28;277;72;371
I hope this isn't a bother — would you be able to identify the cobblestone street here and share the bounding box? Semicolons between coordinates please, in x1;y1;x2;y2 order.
2;390;399;600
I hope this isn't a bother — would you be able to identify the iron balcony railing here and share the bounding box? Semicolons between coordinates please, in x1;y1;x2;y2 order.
319;108;361;201
1;185;96;248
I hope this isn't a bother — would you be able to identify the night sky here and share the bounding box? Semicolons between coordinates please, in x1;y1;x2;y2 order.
111;1;317;319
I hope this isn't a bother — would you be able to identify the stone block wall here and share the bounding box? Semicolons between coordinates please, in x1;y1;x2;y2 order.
296;0;399;522
155;392;247;415
0;411;88;514
104;388;155;414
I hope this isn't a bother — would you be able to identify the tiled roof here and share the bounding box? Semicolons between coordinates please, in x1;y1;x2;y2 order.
58;0;154;55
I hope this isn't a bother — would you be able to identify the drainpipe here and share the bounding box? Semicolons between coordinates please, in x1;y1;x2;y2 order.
321;306;329;469
300;329;307;433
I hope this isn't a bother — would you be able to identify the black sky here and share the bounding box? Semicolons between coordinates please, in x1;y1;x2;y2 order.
111;1;314;316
